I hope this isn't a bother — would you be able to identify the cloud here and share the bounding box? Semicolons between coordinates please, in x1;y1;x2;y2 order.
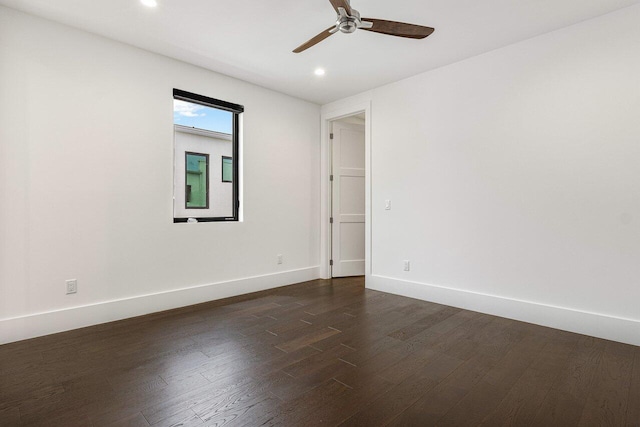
174;100;206;118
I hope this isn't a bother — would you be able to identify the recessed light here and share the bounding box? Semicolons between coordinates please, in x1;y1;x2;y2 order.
140;0;158;7
314;68;326;77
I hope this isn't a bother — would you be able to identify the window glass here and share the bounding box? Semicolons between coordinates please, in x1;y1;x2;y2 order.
185;152;209;209
222;156;233;183
173;100;232;133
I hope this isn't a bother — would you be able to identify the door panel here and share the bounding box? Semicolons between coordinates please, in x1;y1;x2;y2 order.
340;176;365;214
332;121;365;277
340;223;366;259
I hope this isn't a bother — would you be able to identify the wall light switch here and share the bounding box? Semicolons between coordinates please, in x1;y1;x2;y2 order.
385;200;391;210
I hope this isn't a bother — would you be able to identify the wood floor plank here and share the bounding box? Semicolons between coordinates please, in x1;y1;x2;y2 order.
338;352;464;426
303;372;393;426
140;374;253;425
627;348;640;426
281;341;354;378
388;306;460;341
26;410;93;427
103;411;150;427
578;340;635;426
248;345;322;380
0;407;21;426
386;323;526;426
276;326;342;353
531;335;607;426
433;332;548;426
478;333;579;426
192;384;279;425
244;377;351;426
149;408;203;427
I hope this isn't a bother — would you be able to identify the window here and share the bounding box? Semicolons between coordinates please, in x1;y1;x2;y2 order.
222;156;233;183
185;152;209;209
173;89;243;222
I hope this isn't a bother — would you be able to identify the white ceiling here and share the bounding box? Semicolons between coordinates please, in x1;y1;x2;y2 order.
2;0;638;104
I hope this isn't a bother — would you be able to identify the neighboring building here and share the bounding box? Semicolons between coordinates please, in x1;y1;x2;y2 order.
173;124;233;219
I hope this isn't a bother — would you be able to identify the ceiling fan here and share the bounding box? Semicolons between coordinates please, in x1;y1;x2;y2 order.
293;0;434;53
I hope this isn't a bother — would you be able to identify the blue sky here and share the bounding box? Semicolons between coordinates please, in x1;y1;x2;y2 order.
173;99;232;134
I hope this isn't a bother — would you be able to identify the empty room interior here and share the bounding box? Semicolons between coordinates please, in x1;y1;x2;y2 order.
1;0;639;425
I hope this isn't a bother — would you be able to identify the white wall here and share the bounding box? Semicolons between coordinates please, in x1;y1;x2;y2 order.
0;6;321;343
323;5;640;345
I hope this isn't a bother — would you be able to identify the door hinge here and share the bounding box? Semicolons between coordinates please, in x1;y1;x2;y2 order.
330;133;334;139
330;260;333;266
330;217;333;224
330;174;333;181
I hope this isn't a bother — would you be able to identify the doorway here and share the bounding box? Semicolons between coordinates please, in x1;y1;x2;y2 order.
330;113;365;277
320;101;371;280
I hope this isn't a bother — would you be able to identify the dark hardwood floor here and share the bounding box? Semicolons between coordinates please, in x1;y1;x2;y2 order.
1;277;639;426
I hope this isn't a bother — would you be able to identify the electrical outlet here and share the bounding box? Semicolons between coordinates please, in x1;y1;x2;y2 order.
403;260;410;271
385;200;391;210
66;279;77;294
277;254;283;265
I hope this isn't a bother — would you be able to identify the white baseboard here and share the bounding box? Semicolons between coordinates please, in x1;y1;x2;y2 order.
367;275;640;347
0;266;320;345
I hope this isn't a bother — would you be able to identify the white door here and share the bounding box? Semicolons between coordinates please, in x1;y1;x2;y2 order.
331;120;365;277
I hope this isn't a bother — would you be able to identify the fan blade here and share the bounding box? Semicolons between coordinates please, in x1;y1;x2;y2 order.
329;0;353;16
361;18;434;39
293;27;336;53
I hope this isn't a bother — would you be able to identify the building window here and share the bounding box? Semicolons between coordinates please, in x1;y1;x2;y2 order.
185;152;209;209
173;89;243;222
222;156;233;183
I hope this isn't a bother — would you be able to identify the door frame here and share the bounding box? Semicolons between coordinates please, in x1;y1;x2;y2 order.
320;101;372;279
